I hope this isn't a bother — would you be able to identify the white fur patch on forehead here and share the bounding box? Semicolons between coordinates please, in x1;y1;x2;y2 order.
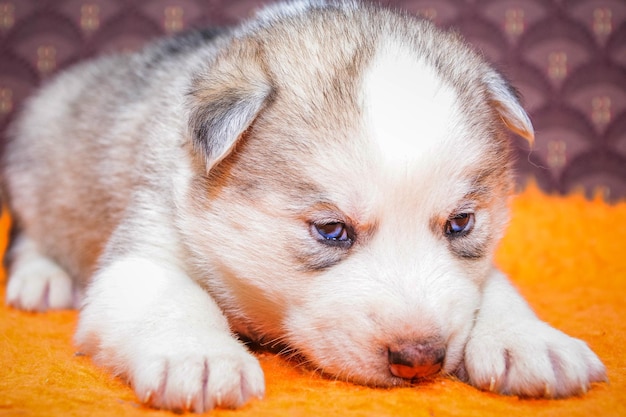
362;40;463;165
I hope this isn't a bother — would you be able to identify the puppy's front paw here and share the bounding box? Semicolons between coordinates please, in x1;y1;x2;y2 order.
130;333;265;412
463;320;607;398
74;257;265;411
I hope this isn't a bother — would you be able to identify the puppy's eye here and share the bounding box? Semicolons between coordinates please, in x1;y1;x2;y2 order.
445;213;475;237
311;221;354;248
315;222;348;241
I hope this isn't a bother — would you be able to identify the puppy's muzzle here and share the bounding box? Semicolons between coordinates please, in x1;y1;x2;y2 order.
388;340;446;380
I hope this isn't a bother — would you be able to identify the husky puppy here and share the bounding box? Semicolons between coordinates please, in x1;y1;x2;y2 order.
2;0;606;412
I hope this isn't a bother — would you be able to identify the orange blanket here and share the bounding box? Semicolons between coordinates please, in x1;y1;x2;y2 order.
1;185;625;417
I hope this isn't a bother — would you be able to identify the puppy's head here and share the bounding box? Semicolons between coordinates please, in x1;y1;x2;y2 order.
181;1;533;387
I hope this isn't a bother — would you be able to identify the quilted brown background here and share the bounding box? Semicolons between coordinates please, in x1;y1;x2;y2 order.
0;0;624;201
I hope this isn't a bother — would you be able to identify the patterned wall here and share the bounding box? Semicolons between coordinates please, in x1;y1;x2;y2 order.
0;0;624;201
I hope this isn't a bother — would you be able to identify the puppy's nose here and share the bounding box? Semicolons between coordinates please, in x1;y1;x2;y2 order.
388;341;445;380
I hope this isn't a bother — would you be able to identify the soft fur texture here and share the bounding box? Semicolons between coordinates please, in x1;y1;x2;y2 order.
1;0;605;412
0;186;622;416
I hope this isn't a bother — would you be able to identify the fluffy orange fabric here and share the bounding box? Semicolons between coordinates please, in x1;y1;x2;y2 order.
1;185;625;417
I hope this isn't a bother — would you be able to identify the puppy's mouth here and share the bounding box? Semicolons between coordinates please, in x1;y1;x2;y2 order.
389;363;443;382
247;336;448;387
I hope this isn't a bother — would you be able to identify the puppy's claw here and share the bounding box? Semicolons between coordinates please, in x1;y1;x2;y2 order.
544;383;551;398
143;390;152;404
489;376;496;392
185;395;193;411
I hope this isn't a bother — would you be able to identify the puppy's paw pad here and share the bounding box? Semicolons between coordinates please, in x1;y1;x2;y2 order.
132;345;265;412
464;321;607;398
6;258;75;311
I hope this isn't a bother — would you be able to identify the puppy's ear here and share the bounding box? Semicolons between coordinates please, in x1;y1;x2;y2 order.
188;45;274;171
484;71;534;145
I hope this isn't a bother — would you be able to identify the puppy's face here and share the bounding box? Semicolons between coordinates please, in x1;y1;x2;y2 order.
180;8;532;387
